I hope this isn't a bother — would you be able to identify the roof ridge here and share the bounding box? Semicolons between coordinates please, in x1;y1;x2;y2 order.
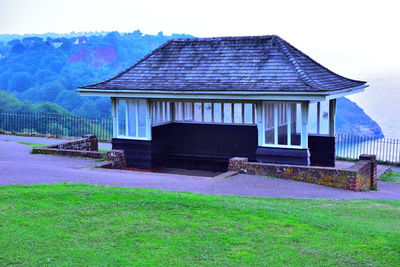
273;36;327;91
79;39;174;89
170;35;276;43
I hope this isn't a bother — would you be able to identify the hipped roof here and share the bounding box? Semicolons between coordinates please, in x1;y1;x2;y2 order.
79;35;366;93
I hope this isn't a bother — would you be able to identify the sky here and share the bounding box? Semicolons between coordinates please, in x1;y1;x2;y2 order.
0;0;399;78
0;0;399;136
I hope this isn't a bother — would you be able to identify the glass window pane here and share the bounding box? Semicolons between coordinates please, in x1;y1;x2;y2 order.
233;103;242;123
166;102;171;121
204;103;212;122
175;102;183;121
160;101;165;122
213;103;222;123
138;100;147;137
308;102;317;134
184;102;193;121
157;102;162;123
127;100;137;137
320;101;329;135
278;103;288;145
223;103;232;123
154;102;159;124
117;99;126;136
244;103;253;124
194;103;203;122
291;103;301;146
264;102;274;144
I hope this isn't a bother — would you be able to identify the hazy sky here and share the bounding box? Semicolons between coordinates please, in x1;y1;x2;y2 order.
0;0;399;77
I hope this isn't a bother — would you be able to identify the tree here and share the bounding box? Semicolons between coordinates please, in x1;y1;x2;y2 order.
32;101;71;115
40;81;65;102
8;72;32;92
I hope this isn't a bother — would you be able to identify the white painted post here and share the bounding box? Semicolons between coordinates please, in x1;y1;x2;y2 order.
301;102;309;148
256;102;263;146
329;99;337;137
111;97;117;138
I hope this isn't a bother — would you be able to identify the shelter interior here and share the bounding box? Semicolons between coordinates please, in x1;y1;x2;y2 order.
112;98;336;171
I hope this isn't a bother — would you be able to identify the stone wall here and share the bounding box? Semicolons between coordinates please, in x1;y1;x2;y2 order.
52;134;98;151
101;150;126;169
228;155;377;192
32;135;126;169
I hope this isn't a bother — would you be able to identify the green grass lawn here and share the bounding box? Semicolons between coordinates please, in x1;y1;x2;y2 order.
380;171;400;184
17;142;48;149
0;184;399;265
18;141;111;153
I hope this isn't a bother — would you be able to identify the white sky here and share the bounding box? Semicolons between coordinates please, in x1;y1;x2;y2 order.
0;0;399;77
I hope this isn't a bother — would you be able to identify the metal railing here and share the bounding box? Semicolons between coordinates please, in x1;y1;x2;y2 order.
1;111;399;163
336;134;400;164
0;110;112;140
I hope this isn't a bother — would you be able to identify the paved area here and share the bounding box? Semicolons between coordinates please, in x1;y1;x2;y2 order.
392;166;400;172
0;134;112;149
1;141;399;200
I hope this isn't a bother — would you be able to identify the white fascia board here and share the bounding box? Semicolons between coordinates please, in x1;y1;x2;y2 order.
77;90;327;101
324;85;367;100
76;85;367;102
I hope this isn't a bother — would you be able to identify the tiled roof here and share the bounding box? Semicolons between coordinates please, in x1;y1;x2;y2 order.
80;35;366;92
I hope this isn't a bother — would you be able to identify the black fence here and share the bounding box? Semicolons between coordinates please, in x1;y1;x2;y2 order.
1;111;399;164
0;111;112;140
336;134;400;164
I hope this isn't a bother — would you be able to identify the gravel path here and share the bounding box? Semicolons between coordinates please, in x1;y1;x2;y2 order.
1;141;399;200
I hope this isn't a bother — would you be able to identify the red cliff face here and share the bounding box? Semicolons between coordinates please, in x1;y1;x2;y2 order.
69;46;118;67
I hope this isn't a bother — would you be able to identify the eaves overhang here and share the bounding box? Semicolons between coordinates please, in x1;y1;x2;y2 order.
76;85;367;102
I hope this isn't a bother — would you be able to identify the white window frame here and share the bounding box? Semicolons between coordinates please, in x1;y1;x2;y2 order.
152;101;172;126
260;101;309;149
172;101;257;126
113;98;151;140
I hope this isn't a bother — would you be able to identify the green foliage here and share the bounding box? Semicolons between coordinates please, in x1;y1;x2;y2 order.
8;72;32;92
0;91;112;139
0;90;71;114
0;184;399;265
0;31;193;118
380;171;400;184
17;142;48;149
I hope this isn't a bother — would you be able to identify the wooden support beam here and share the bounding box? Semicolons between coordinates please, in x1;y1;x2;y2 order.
329;99;336;136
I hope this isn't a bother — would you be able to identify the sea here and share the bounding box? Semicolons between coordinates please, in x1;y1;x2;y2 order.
348;75;400;139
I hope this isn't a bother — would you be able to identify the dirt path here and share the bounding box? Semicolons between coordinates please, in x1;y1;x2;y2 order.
1;141;399;200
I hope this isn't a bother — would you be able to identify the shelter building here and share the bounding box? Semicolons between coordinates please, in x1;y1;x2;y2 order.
78;35;367;170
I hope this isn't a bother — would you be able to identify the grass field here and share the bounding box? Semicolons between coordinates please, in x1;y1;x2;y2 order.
0;184;399;266
18;141;111;153
380;171;400;184
17;142;48;149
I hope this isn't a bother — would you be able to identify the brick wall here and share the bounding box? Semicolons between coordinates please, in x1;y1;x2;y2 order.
52;134;98;151
32;135;125;169
228;155;377;192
